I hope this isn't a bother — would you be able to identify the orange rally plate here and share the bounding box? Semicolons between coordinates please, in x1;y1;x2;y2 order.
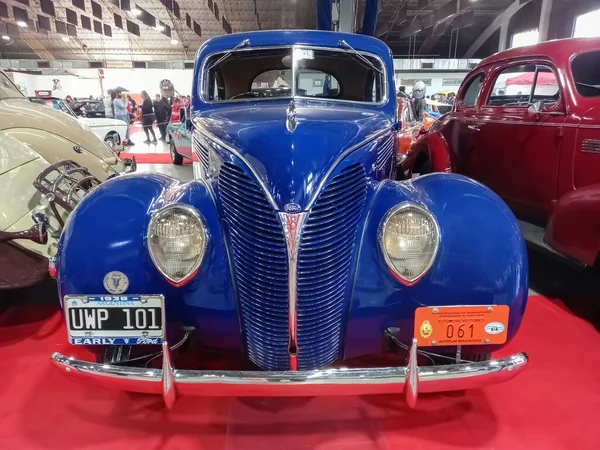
414;305;510;347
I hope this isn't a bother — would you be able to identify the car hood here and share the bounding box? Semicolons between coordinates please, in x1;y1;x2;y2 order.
0;98;118;163
0;132;45;230
79;117;125;128
195;101;393;209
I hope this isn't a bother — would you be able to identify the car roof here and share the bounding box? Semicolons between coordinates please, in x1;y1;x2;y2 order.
199;30;392;62
477;37;600;69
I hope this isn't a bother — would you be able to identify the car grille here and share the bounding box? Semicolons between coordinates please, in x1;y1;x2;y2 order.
218;162;367;371
375;135;395;172
582;139;600;154
193;134;210;174
218;163;289;370
296;163;368;369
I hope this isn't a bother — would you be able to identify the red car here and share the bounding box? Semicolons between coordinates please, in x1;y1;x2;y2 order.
412;38;600;267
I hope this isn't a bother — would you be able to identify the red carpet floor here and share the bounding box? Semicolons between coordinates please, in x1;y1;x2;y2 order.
119;152;192;165
0;295;598;449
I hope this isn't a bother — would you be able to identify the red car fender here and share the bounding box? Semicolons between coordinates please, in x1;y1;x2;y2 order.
546;185;600;266
409;131;452;173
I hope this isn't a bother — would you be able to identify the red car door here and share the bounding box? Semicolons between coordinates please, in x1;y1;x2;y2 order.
471;62;566;221
448;73;486;177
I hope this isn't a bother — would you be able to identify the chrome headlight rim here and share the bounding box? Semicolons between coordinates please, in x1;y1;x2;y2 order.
147;202;209;286
378;201;440;286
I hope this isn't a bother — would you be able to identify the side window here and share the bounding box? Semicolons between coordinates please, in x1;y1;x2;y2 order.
487;64;559;107
461;74;484;107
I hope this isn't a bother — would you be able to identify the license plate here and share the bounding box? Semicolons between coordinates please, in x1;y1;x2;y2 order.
414;305;509;347
64;295;164;345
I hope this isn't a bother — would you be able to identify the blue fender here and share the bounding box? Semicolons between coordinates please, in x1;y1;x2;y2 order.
344;173;528;359
57;173;241;351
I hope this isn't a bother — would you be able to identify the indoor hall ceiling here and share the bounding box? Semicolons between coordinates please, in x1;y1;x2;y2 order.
0;0;527;64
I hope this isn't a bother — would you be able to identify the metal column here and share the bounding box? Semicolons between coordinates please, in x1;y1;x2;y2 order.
538;0;553;42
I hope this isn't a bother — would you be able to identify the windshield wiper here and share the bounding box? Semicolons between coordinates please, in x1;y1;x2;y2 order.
577;82;600;91
206;39;250;72
338;40;383;74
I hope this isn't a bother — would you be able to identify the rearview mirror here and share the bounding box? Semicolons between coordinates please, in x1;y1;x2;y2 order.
528;101;564;117
528;101;544;114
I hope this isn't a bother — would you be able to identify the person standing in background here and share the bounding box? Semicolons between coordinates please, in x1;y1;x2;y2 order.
140;90;157;143
153;93;170;141
103;90;114;118
114;93;134;146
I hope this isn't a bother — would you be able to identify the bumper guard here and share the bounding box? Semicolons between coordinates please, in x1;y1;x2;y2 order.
50;339;528;409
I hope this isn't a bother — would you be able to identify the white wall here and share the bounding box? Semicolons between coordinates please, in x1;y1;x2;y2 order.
394;71;468;96
12;67;470;100
11;68;195;99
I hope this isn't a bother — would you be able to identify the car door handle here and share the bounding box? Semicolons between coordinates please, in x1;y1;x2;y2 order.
467;125;480;132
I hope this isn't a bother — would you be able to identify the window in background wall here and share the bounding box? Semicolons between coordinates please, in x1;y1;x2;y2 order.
442;77;463;86
400;78;431;87
511;29;539;48
573;8;600;37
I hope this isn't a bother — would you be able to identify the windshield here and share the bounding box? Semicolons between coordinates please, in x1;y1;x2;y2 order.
0;72;26;100
203;46;385;104
572;50;600;98
35;98;77;116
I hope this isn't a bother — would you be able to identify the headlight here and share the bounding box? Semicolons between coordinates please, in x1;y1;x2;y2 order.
147;204;208;285
380;203;439;284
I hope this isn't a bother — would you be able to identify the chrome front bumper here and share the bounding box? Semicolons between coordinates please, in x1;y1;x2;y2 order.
50;339;528;409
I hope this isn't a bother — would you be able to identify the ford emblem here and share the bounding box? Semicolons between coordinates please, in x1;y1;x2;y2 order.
284;203;301;213
484;322;505;335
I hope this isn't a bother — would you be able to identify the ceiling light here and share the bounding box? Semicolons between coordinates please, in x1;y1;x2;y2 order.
156;25;165;31
17;21;27;27
171;39;178;45
1;35;10;41
62;36;69;42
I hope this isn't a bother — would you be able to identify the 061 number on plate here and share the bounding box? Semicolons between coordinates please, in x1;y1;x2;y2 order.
414;305;509;347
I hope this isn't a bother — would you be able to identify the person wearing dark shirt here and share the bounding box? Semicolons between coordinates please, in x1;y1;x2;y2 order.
140;90;157;143
153;94;170;141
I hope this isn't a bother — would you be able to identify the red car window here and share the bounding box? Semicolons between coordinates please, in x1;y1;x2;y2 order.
460;74;484;107
487;64;559;107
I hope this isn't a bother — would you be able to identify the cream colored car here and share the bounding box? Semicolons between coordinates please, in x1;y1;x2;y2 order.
0;70;128;180
0;132;95;289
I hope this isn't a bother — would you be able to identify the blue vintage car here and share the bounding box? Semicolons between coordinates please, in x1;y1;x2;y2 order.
50;30;528;408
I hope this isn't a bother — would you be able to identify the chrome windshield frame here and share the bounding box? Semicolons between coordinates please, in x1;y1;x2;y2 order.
198;44;389;107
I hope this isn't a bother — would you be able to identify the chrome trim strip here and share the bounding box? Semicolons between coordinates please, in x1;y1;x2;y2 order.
146;203;209;286
582;139;600;154
464;117;578;128
50;350;528;406
162;341;176;409
405;338;419;408
378;201;441;286
279;211;308;371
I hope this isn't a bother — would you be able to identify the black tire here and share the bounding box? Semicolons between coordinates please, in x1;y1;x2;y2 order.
170;140;183;165
418;158;432;175
104;132;120;150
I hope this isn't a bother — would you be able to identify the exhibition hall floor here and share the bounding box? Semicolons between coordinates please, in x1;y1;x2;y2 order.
1;292;598;450
1;126;599;449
